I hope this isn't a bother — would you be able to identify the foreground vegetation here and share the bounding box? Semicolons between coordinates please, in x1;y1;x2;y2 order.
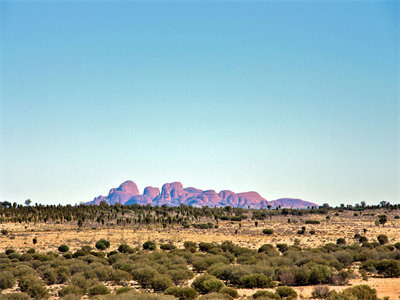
0;235;399;299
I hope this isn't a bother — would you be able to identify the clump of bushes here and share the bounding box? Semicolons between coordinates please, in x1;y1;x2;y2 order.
165;286;199;299
0;271;15;290
275;286;297;299
239;274;276;288
89;283;110;295
329;285;378;300
192;275;225;294
19;275;48;299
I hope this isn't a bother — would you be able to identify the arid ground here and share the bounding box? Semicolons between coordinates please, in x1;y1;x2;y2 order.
0;208;399;299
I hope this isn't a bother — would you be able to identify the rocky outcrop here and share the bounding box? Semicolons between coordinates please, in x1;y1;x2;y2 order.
86;180;318;208
269;198;318;209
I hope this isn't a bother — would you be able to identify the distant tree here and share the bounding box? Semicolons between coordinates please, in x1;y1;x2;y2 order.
25;199;31;206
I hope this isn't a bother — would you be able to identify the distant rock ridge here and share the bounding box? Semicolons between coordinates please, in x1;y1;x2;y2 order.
86;180;318;209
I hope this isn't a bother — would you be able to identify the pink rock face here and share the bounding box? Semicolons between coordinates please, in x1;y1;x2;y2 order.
269;198;318;208
86;180;317;208
116;181;140;194
158;182;185;202
143;186;160;200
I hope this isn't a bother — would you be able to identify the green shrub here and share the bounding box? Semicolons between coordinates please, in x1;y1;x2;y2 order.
192;275;225;294
377;234;389;245
1;229;8;235
239;274;276;288
165;286;199;300
192;258;209;272
219;287;239;298
198;293;232;299
252;290;280;299
118;244;134;254
58;244;69;252
151;274;174;292
115;286;133;295
0;292;31;300
89;283;110;295
143;241;157;250
305;220;320;224
336;238;346;245
263;228;274;235
41;268;57;284
132;267;157;288
58;285;83;297
0;271;15;290
374;259;400;277
184;241;197;252
275;286;297;299
95;239;110;250
277;244;289;253
160;243;177;251
19;275;48;299
334;285;378;300
258;244;279;256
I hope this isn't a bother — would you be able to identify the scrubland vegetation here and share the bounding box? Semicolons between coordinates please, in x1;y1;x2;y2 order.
0;202;399;299
0;236;399;299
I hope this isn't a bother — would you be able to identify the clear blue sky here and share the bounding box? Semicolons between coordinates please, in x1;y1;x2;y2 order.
1;1;398;206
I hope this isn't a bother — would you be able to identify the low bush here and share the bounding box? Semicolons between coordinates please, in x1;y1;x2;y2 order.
58;244;69;252
0;293;31;300
151;274;174;292
311;285;330;299
164;286;199;300
118;244;134;254
19;275;48;299
275;286;297;299
219;287;239;298
262;228;274;235
305;220;320;224
89;283;110;295
239;274;276;288
377;234;389;245
192;275;225;294
336;238;346;245
143;241;157;250
95;239;110;250
198;293;231;299
252;290;280;299
329;285;378;300
0;271;15;290
374;259;400;277
58;285;83;297
160;243;177;251
115;287;133;295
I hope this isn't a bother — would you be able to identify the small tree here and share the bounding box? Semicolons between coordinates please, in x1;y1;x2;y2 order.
378;215;387;226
